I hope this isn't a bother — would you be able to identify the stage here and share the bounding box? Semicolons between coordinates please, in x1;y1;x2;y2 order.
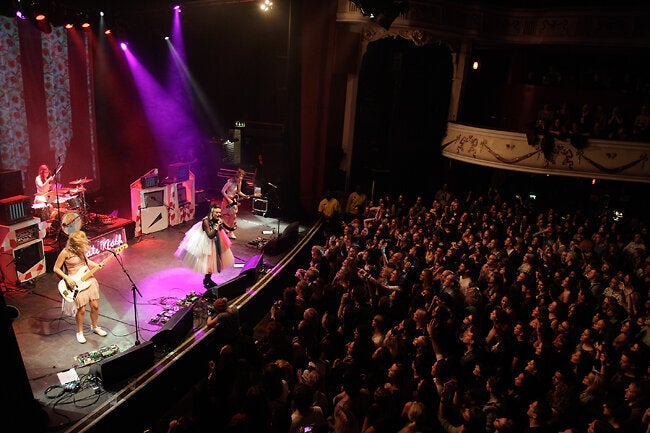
2;206;305;432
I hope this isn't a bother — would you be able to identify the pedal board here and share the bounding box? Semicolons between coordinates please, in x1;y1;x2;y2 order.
75;344;120;367
149;291;200;325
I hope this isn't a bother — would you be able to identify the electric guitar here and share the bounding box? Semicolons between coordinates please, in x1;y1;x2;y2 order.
58;244;128;303
224;193;262;209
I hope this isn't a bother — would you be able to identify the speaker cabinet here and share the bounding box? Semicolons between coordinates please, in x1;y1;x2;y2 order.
0;238;45;284
150;306;194;351
141;187;166;209
89;341;154;389
0;170;24;200
240;254;263;279
263;221;299;256
204;254;264;302
0;196;32;226
252;198;268;216
140;206;168;234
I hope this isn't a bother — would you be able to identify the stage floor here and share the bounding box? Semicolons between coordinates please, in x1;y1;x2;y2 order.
3;207;302;430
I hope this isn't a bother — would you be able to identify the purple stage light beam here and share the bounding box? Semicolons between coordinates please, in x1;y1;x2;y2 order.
122;46;201;167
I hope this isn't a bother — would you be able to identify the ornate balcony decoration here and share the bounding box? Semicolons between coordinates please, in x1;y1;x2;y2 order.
441;123;650;183
337;0;650;48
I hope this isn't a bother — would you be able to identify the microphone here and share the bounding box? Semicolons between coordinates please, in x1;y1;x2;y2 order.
267;182;278;189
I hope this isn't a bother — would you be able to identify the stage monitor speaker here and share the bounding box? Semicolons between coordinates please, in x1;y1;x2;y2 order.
204;253;264;302
263;221;299;256
0;170;24;200
89;341;154;389
140;206;168;234
150;306;194;351
240;253;263;280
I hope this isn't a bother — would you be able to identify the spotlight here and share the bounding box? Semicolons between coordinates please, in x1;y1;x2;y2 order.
260;0;273;12
65;23;73;29
35;13;46;21
173;5;181;12
164;36;170;40
120;42;128;51
16;11;26;20
81;21;90;28
100;11;104;17
104;29;111;35
472;61;479;70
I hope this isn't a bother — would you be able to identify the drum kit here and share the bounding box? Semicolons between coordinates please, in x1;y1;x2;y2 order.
32;177;94;237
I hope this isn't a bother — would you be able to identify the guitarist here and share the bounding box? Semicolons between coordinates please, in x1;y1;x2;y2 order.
221;168;248;240
53;230;108;344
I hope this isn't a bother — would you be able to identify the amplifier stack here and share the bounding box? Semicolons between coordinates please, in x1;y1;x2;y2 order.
0;170;46;286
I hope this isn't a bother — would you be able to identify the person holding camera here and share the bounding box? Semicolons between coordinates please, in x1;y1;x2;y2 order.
206;297;239;344
289;383;327;433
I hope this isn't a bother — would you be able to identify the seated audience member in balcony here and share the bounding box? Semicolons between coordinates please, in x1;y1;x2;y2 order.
548;117;569;140
579;104;595;134
607;106;626;140
537;104;555;130
632;105;649;140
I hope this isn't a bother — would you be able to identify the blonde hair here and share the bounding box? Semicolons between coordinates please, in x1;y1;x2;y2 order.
66;231;90;258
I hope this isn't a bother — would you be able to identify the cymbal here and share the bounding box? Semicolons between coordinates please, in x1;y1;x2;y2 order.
70;187;86;194
69;177;93;185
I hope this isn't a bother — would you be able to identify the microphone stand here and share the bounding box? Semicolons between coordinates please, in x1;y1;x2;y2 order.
112;250;143;346
266;183;281;239
53;159;64;250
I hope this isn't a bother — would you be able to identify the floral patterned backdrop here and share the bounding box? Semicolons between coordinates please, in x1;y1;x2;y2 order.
0;16;98;196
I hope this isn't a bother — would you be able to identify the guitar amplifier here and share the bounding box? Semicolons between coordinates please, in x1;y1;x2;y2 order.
140;172;159;189
252;198;268;216
0;238;45;284
177;184;187;205
0;195;32;225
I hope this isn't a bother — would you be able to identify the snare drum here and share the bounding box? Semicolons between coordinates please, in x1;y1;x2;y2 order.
61;211;82;236
52;196;71;210
66;195;83;209
31;203;50;221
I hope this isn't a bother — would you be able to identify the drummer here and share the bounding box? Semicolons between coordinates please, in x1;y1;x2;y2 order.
34;164;54;205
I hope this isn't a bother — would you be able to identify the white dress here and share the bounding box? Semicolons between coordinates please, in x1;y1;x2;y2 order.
175;218;235;274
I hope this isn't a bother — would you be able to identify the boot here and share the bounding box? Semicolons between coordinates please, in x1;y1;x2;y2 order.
203;274;217;289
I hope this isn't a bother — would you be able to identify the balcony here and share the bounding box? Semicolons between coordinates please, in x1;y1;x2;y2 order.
441;122;650;183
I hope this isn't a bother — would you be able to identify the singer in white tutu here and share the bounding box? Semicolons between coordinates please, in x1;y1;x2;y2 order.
175;203;236;288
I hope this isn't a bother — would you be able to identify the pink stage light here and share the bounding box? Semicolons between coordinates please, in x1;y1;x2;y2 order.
120;42;128;51
174;5;181;12
16;11;26;20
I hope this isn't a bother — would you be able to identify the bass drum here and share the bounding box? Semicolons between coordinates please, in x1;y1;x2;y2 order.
60;211;82;236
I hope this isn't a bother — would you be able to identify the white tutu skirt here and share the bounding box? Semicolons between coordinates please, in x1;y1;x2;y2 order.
175;221;234;274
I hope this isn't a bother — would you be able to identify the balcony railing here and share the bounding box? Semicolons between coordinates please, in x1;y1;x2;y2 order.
441;122;650;183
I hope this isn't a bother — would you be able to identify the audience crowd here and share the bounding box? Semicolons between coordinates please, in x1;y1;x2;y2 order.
533;102;650;144
170;184;649;433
